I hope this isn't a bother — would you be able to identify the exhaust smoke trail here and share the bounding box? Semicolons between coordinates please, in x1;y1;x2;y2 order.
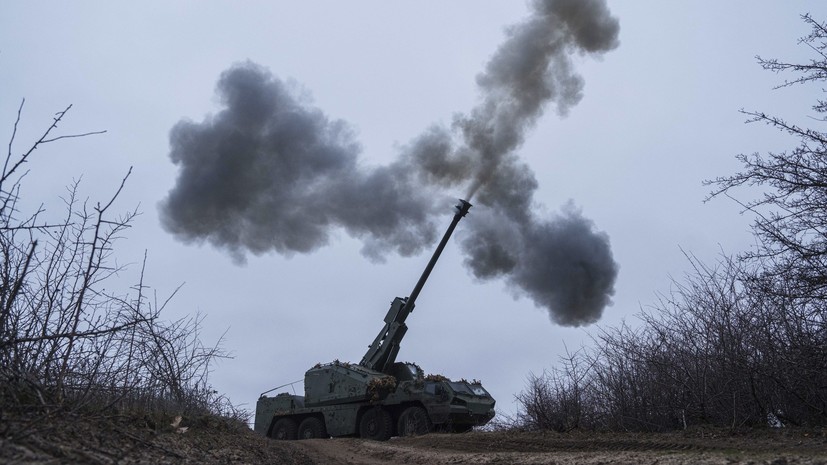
161;0;620;326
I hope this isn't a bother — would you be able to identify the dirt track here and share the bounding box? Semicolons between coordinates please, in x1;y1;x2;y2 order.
283;430;827;465
3;414;826;464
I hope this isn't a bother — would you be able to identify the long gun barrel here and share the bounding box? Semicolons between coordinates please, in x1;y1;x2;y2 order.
359;199;472;372
407;199;472;309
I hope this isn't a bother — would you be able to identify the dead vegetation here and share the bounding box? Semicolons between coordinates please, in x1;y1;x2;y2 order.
0;101;244;460
510;13;827;434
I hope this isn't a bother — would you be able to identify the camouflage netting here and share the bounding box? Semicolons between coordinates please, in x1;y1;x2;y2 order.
367;376;397;402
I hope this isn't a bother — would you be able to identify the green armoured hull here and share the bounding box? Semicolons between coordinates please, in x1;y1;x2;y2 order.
255;361;495;439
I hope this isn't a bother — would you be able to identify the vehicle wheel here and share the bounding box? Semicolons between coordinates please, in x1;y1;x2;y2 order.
359;407;392;441
397;406;431;437
270;418;298;440
298;416;327;439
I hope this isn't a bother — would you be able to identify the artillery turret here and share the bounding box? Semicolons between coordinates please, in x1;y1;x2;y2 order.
255;200;495;441
359;198;471;373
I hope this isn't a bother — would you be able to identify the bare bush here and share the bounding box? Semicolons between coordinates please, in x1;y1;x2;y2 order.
515;254;826;431
515;348;595;432
0;101;235;438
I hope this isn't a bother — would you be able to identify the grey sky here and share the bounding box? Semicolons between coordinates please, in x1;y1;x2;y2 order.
1;2;823;418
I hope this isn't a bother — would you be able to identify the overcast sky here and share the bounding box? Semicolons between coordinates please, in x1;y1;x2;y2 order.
2;1;824;419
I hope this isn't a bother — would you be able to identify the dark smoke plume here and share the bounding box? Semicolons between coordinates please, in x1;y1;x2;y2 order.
160;63;440;263
401;0;620;325
460;203;616;326
160;0;620;326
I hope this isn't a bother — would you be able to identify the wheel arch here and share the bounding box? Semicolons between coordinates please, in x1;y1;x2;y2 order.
267;415;300;440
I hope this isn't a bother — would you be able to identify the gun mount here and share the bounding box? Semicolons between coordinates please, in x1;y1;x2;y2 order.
255;199;495;441
359;199;472;373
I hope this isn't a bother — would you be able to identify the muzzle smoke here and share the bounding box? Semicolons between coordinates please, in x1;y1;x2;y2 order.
161;0;620;326
159;66;440;262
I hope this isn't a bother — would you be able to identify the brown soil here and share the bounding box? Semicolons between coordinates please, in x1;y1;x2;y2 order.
292;429;827;465
2;415;826;464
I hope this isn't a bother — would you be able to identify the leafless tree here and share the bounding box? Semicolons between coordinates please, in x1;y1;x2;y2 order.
0;101;237;439
514;15;827;432
704;12;827;427
707;13;827;300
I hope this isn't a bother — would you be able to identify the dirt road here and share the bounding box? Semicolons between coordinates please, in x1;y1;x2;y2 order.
4;413;826;464
284;430;827;465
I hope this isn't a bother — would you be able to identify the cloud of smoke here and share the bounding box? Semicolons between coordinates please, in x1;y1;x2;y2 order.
402;0;620;325
159;63;440;263
160;0;620;326
461;203;616;326
403;0;620;199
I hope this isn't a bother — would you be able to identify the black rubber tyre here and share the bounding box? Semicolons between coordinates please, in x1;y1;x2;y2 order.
270;418;298;440
359;408;392;441
298;416;328;439
397;406;431;437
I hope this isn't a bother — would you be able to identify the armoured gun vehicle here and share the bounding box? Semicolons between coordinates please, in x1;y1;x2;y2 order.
255;199;496;441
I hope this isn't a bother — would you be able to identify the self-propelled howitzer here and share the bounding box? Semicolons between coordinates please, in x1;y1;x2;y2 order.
255;199;496;441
